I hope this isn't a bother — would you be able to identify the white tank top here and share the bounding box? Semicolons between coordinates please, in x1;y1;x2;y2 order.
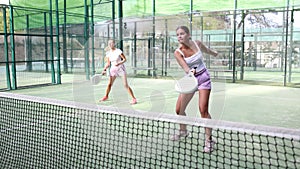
176;41;206;72
107;48;123;67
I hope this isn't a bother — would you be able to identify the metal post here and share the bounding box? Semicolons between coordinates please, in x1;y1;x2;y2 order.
70;35;74;71
190;0;193;36
152;0;156;77
284;0;289;86
164;19;168;76
63;0;68;73
207;34;211;68
118;0;123;50
26;14;32;71
289;8;294;83
9;5;17;89
148;38;151;76
112;0;115;40
281;11;285;72
24;15;32;71
134;22;137;75
84;0;90;79
90;0;95;75
254;34;257;71
240;10;245;80
49;0;56;84
55;0;61;84
3;7;12;89
44;12;49;72
161;39;164;76
232;0;237;83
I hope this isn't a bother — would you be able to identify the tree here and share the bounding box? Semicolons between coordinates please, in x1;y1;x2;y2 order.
0;7;10;32
237;10;281;29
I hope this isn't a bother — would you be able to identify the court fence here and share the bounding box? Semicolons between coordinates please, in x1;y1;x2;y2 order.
1;2;300;90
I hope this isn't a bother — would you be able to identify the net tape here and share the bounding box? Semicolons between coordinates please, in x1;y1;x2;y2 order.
0;92;299;168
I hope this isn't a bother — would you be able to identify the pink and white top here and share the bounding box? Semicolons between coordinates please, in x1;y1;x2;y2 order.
107;48;126;76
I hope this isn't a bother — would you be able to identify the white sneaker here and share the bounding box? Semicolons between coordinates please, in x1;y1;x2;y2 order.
170;130;189;141
204;140;216;153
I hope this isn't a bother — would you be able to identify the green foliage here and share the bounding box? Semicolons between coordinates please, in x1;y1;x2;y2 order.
10;0;299;17
0;7;9;32
7;0;300;30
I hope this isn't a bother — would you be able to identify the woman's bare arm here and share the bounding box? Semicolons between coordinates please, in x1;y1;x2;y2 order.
174;50;191;73
196;40;218;57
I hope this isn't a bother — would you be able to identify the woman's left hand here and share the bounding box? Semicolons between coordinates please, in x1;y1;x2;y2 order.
190;67;197;74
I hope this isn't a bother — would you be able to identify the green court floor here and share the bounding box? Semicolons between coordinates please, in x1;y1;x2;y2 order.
7;74;300;129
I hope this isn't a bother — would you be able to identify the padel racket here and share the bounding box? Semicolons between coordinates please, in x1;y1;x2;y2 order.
91;74;103;85
175;71;198;94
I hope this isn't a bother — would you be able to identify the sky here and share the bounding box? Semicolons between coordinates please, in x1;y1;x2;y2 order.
0;0;9;4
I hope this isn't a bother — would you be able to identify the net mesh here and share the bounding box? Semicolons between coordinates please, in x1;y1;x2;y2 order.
0;92;299;168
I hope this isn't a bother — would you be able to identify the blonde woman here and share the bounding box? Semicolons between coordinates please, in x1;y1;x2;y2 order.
100;39;137;104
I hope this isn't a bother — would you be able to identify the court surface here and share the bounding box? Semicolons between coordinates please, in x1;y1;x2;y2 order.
8;75;300;129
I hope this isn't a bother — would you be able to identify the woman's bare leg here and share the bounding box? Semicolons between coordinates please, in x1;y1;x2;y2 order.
176;93;195;131
122;74;136;99
104;76;116;97
198;89;212;140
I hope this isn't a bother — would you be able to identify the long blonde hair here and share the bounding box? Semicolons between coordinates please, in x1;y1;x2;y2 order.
105;39;116;51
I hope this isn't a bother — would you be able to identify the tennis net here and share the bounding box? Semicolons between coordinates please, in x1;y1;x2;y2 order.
0;92;299;168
